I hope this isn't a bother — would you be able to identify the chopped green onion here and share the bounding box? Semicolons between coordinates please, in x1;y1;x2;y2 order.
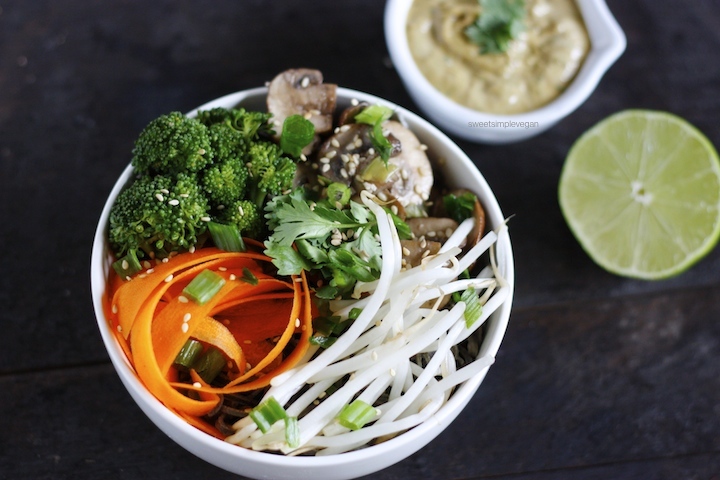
338;399;377;430
240;267;258;285
250;397;288;433
354;105;393;125
456;287;483;328
284;416;300;448
112;250;142;279
326;182;351;206
182;269;226;305
280;114;315;157
348;307;363;320
314;284;339;300
208;221;246;252
173;338;204;371
193;346;226;384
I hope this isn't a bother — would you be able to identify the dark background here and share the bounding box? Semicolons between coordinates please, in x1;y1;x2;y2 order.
1;1;719;479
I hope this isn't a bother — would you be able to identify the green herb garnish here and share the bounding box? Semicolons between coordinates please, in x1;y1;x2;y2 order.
182;269;226;305
355;105;394;164
443;191;478;223
280;114;315;157
465;0;526;54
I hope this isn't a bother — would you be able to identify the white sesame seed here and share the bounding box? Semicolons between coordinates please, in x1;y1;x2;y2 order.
180;193;189;198
155;193;164;202
427;231;436;237
402;246;411;256
164;274;173;283
229;274;237;281
181;323;189;333
116;325;122;332
178;295;188;303
168;199;179;206
389;368;396;377
327;150;337;158
330;238;342;246
189;245;195;253
351;98;359;106
321;163;330;173
300;76;310;88
295;318;300;328
193;382;202;388
201;216;211;222
391;205;398;214
320;157;330;164
121;259;129;270
422;249;431;258
303;111;312;119
331;139;341;148
340;168;348;178
371;351;378;361
218;266;227;271
112;304;118;314
146;268;154;274
143;261;152;269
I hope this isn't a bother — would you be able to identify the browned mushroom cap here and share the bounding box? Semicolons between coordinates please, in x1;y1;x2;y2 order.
266;68;337;140
369;121;433;214
312;123;401;186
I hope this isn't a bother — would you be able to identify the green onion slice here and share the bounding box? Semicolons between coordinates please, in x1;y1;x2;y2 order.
338;399;377;430
182;269;226;305
250;397;288;433
280;114;315;157
208;221;246;252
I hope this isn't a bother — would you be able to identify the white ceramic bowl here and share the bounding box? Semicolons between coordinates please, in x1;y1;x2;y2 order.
90;87;515;480
384;0;626;144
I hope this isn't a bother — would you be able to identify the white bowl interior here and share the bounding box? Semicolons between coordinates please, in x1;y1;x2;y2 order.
90;87;515;480
384;0;626;143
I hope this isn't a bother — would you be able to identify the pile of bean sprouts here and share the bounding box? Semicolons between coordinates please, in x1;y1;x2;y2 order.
225;191;510;455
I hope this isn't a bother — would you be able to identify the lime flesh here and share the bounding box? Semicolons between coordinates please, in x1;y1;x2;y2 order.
558;110;720;280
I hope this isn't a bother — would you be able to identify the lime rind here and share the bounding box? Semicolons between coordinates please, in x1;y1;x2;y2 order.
558;109;720;280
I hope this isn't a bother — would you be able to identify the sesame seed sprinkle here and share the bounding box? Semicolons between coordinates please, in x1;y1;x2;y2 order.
155;193;164;202
295;318;300;328
178;295;189;303
183;313;191;322
181;323;189;333
168;199;179;206
192;382;202;388
331;139;341;148
164;274;173;283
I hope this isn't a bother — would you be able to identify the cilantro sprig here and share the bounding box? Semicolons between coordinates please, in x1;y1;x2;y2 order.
465;0;526;55
264;187;408;297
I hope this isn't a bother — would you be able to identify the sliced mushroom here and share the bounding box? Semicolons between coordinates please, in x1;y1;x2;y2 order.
400;239;442;269
312;123;401;186
368;120;433;213
337;101;370;125
266;69;337;153
406;217;460;245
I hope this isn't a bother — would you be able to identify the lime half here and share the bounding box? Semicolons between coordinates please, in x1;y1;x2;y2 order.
559;110;720;280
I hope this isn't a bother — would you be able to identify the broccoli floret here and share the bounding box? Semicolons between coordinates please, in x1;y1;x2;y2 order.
108;173;210;260
131;112;213;175
196;107;274;140
202;156;249;208
216;199;263;239
246;140;297;206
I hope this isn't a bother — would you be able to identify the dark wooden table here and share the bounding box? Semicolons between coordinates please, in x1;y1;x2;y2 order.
2;1;719;478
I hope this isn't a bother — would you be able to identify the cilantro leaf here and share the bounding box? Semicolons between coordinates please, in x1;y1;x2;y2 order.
465;0;526;54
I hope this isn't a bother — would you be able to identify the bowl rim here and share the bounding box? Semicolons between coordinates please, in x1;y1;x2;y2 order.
90;86;515;475
384;0;627;123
